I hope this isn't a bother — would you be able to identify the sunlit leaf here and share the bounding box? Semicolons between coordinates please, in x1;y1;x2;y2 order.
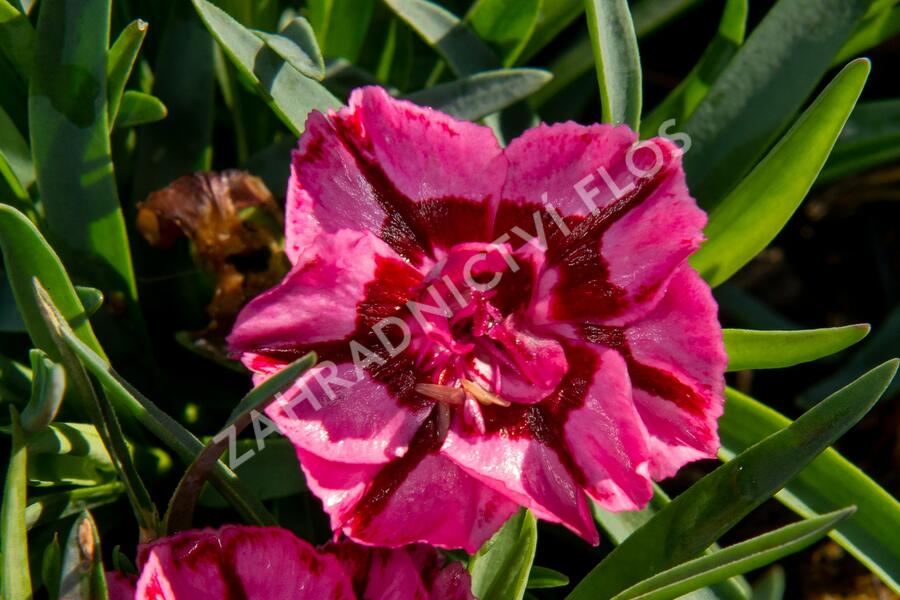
724;325;870;372
112;90;167;129
469;509;538;600
1;407;32;600
107;19;148;124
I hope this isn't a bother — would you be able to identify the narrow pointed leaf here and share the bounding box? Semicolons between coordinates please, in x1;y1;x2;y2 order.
306;0;374;63
691;59;869;287
165;352;316;533
527;566;569;589
834;5;900;64
567;359;898;599
406;68;551;121
819;98;900;184
641;0;747;138
0;101;34;198
0;0;33;80
254;16;324;81
682;0;874;208
21;349;66;432
112;90;167;129
107;19;148;124
611;509;853;600
26;482;125;530
383;0;499;76
57;323;278;526
469;509;538;600
584;0;642;129
720;387;900;593
724;325;870;372
191;0;340;136
42;535;61;600
750;567;785;600
1;407;31;600
30;0;138;301
74;286;103;318
468;0;541;65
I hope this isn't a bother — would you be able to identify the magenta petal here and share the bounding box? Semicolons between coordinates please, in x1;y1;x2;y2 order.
106;571;136;600
624;265;726;480
298;446;518;553
563;348;653;511
266;361;432;464
229;229;411;355
134;526;354;600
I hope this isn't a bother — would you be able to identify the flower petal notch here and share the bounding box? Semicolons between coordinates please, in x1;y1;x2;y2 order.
228;86;726;549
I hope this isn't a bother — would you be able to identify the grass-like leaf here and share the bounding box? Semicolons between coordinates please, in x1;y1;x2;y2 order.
30;0;138;301
819;98;900;184
0;95;33;203
20;349;66;432
690;59;869;288
112;90;168;130
750;567;785;600
682;0;873;208
724;325;870;372
255;16;325;81
306;0;374;64
527;566;570;590
584;0;642;129
720;387;900;593
567;359;898;599
107;19;148;125
1;406;32;600
834;5;900;64
468;0;541;66
611;509;853;600
383;0;500;76
405;68;551;121
641;0;746;138
469;509;538;600
0;0;33;80
26;481;124;530
191;0;340;136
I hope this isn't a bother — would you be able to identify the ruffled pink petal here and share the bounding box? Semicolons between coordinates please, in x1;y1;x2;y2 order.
324;542;428;600
266;361;432;465
501;122;706;325
296;419;518;552
623;265;726;480
134;526;354;600
287;87;506;265
229;229;419;355
562;347;653;511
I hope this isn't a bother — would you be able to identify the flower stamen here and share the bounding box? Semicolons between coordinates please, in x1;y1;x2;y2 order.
415;383;465;405
461;379;511;407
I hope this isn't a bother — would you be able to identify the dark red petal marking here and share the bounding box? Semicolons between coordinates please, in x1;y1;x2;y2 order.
580;324;709;421
545;165;671;322
345;412;445;534
331;113;494;265
167;534;249;600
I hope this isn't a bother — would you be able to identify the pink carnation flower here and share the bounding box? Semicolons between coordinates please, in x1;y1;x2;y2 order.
107;525;474;599
228;87;726;550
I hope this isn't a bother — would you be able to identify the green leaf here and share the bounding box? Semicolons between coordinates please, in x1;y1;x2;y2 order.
690;59;869;288
527;566;570;589
567;359;898;600
517;0;582;62
164;353;316;533
0;204;106;359
641;0;747;138
191;0;340;136
584;0;642;129
59;511;108;600
682;0;874;209
835;5;900;64
720;387;900;593
57;322;278;527
383;0;500;76
593;487;752;600
468;0;542;65
26;481;124;530
112;90;168;129
306;0;375;63
750;567;785;600
405;68;551;121
2;407;32;600
611;509;853;600
0;98;34;201
254;16;324;80
41;534;61;600
107;19;148;124
469;509;537;600
34;280;160;540
0;0;34;80
74;286;104;318
20;349;66;432
723;325;870;372
819;98;900;184
30;0;138;302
